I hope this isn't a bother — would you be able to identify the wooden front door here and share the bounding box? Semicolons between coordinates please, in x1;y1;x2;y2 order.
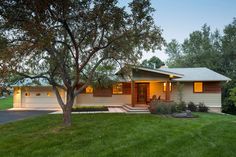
137;83;148;103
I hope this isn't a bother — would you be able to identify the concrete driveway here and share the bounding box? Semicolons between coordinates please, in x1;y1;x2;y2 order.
0;110;52;124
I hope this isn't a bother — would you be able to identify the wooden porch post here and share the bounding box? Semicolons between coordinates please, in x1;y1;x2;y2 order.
165;81;170;101
131;80;135;107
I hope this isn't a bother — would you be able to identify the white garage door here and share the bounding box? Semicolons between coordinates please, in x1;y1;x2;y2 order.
21;87;63;108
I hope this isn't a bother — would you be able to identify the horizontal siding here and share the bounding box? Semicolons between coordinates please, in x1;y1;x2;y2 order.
76;94;131;106
171;82;221;107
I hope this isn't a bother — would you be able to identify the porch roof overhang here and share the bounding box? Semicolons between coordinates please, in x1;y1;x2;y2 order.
136;67;184;78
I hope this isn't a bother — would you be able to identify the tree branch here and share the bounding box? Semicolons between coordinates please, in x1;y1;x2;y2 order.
74;57;106;96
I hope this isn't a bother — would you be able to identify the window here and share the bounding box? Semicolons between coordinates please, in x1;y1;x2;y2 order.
36;93;41;96
163;82;172;92
194;82;203;93
25;92;30;96
113;83;123;94
47;92;51;96
86;86;93;94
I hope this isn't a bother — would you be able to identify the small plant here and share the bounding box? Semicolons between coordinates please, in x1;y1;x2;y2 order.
176;82;184;102
187;102;197;112
176;101;187;112
198;103;209;112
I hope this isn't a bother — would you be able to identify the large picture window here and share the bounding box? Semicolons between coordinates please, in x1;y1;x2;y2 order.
113;83;123;94
194;82;203;93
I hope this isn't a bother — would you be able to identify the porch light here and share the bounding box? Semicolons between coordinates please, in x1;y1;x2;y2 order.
15;88;20;95
163;82;172;92
47;92;51;96
169;75;174;78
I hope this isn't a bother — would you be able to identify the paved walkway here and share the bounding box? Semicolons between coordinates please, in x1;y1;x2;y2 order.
0;110;52;124
108;107;125;113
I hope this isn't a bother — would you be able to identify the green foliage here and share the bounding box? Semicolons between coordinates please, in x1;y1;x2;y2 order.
166;25;222;70
176;101;187;112
72;106;108;112
141;56;164;69
149;100;178;114
198;103;209;112
0;0;164;124
187;102;198;112
176;82;184;102
165;18;236;114
229;87;236;105
222;98;236;115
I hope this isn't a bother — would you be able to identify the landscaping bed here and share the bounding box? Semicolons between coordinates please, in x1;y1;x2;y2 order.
71;106;109;112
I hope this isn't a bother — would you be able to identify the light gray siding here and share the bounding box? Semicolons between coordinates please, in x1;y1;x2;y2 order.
171;82;221;107
76;94;131;106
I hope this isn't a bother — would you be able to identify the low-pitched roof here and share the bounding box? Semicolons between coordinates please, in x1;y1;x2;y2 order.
12;78;50;87
136;67;184;78
159;67;231;82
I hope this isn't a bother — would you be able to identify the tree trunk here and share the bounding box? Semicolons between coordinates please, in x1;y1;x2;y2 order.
63;108;72;126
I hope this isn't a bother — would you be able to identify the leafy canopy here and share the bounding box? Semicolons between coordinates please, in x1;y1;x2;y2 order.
0;0;164;124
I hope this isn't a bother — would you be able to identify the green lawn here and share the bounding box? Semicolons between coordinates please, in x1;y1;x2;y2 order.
0;113;236;157
0;96;13;110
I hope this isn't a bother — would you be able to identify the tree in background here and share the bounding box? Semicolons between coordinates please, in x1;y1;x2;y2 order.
165;19;236;114
0;0;164;125
141;56;164;69
166;24;222;71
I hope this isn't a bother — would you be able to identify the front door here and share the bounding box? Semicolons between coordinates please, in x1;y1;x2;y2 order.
137;83;148;103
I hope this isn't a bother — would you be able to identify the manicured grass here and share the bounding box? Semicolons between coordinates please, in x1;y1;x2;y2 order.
0;96;13;110
0;113;236;157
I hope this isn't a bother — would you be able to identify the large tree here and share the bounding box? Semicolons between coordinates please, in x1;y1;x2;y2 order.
166;24;222;71
0;0;164;125
141;56;164;69
165;19;236;114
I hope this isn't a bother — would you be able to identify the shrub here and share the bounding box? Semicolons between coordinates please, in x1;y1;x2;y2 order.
198;103;209;112
176;101;187;112
72;106;108;112
149;100;177;114
187;101;197;112
222;98;236;115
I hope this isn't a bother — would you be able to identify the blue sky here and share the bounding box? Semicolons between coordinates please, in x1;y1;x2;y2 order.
119;0;236;62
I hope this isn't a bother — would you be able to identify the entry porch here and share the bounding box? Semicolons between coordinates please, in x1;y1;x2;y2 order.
130;80;172;107
129;67;180;107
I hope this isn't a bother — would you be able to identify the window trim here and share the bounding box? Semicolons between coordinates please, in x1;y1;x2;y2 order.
193;82;204;93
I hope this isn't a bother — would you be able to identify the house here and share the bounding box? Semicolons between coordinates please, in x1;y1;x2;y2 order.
13;67;231;112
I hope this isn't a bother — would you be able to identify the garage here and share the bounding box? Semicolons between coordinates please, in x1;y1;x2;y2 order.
14;86;64;109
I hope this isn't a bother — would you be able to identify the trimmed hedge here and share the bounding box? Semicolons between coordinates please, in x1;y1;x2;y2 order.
72;106;108;112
